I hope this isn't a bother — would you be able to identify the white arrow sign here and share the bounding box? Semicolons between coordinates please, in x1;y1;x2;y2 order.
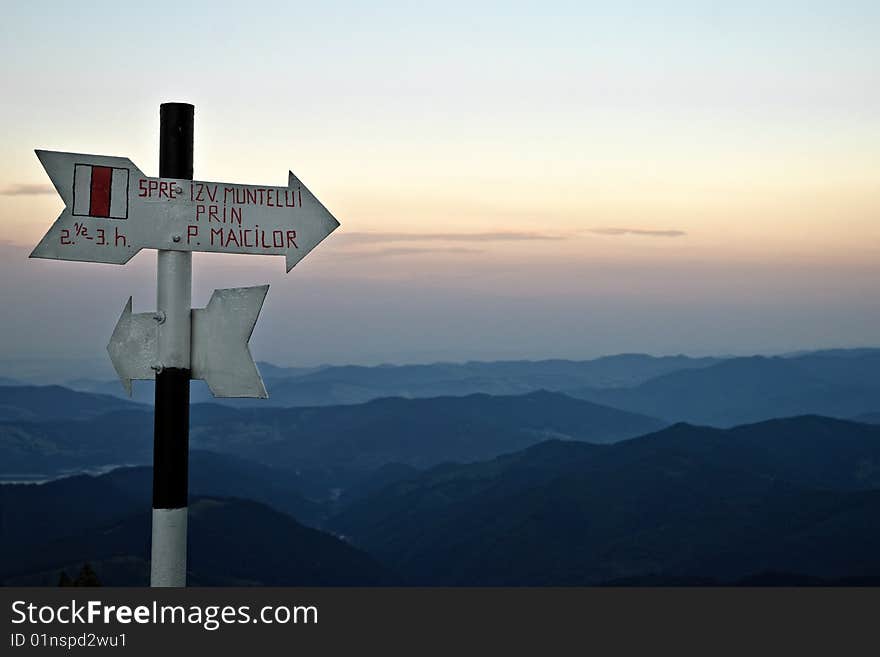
31;150;339;271
107;297;157;395
191;285;268;398
107;285;269;398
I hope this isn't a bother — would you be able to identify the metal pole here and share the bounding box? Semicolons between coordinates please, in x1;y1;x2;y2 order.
151;102;193;587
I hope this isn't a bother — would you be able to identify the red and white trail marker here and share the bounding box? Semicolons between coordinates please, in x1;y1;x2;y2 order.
73;164;130;219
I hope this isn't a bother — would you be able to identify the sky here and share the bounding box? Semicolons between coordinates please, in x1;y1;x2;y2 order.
0;1;878;378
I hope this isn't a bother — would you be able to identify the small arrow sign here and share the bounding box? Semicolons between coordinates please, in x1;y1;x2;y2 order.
31;150;339;271
107;297;157;396
107;285;269;398
191;285;269;398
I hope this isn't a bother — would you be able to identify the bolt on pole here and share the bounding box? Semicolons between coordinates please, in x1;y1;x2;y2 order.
150;102;194;587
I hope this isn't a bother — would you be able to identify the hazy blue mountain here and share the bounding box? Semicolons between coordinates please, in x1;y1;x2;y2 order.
0;391;664;489
61;349;880;421
185;391;664;477
241;355;722;407
330;416;880;585
68;362;324;406
338;462;422;506
1;497;391;586
0;409;154;474
253;361;327;382
66;354;722;407
784;349;880;387
569;353;880;426
784;347;880;360
855;413;880;425
0;385;144;422
66;378;220;406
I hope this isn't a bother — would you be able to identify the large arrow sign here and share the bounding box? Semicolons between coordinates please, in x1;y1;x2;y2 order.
31;150;339;271
108;285;269;398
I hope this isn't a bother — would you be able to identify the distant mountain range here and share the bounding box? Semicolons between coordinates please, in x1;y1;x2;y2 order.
570;352;880;426
0;389;664;489
4;348;880;585
62;353;724;406
4;414;880;585
0;385;142;422
46;349;880;428
187;390;664;475
330;415;880;585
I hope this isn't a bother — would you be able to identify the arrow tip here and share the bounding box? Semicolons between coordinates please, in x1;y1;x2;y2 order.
285;170;340;272
107;297;134;396
192;285;269;398
34;149;55;172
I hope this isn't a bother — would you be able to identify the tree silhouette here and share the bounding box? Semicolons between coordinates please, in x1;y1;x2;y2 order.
69;563;101;587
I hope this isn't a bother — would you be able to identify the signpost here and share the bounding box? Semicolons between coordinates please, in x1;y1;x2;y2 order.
30;103;340;586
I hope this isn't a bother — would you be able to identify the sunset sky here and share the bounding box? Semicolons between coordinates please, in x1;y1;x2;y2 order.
1;2;878;377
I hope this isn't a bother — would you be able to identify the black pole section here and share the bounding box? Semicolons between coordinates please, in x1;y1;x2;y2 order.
153;367;189;508
160;103;194;179
153;103;193;510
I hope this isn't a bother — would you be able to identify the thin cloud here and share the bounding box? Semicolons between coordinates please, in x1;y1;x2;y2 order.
338;246;485;259
589;227;686;238
339;231;565;245
1;183;54;196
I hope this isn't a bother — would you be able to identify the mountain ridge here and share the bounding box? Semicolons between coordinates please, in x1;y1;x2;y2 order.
330;415;880;584
0;390;665;487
